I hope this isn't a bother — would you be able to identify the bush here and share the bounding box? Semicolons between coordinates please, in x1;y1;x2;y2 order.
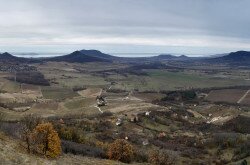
149;149;176;165
22;114;42;131
94;120;113;132
233;141;250;161
134;149;148;163
72;86;86;92
95;141;109;151
107;139;134;163
32;122;61;158
57;126;85;143
62;140;105;158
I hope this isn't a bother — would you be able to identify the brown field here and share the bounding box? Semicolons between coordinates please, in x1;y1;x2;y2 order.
133;92;165;102
21;84;40;91
32;102;59;110
41;86;79;100
77;88;102;98
0;79;21;93
205;89;247;104
241;92;250;105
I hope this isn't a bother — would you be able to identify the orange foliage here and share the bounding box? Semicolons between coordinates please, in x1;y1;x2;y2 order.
149;150;176;165
107;139;134;163
33;122;61;158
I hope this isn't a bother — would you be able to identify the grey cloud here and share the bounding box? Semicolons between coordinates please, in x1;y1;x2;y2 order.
0;0;250;55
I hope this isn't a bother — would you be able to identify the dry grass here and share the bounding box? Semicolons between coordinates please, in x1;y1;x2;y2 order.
0;132;142;165
206;89;247;104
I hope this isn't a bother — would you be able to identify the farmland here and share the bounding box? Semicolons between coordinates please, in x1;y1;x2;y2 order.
0;60;250;164
110;70;250;91
41;86;79;100
206;89;247;103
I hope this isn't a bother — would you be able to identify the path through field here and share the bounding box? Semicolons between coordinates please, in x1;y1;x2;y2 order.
237;89;250;104
94;105;103;113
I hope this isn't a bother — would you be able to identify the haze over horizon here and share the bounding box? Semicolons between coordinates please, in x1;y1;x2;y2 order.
1;0;250;57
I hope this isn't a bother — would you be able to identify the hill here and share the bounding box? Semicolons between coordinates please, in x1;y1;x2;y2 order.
46;50;113;63
0;52;38;72
0;52;22;62
156;54;189;60
0;132;135;165
213;51;250;66
0;52;39;63
79;49;117;60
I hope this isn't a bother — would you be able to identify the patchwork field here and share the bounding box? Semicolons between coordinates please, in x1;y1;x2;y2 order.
111;70;250;91
240;90;250;105
0;60;250;164
0;79;21;93
41;86;79;100
206;89;247;103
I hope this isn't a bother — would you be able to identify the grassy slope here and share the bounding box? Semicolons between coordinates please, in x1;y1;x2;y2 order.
0;132;140;165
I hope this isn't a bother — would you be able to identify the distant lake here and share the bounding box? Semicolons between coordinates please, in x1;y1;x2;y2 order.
12;53;66;58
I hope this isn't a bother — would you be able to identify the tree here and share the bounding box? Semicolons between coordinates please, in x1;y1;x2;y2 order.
21;114;42;153
107;139;134;163
33;122;61;158
149;149;176;165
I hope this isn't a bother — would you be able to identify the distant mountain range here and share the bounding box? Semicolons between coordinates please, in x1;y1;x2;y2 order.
1;50;250;66
207;51;250;66
217;51;250;61
0;52;29;63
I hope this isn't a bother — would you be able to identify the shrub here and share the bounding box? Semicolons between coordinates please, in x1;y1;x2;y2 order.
149;149;176;165
134;148;148;163
107;139;134;163
22;114;42;131
57;126;85;143
32;122;61;158
233;141;250;161
94;120;113;132
62;140;106;158
95;141;109;151
95;131;114;142
72;86;86;92
241;160;248;165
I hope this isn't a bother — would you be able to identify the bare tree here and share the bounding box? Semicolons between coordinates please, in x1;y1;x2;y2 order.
21;114;42;153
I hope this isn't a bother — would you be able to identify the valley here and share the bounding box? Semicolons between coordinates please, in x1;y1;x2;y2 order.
0;50;250;164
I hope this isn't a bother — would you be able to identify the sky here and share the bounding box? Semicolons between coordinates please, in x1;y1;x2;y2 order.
1;0;250;57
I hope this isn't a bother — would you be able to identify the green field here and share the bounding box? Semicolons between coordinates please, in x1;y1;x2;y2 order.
112;70;250;91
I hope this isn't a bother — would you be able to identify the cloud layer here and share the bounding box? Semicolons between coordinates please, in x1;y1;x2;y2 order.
1;0;250;55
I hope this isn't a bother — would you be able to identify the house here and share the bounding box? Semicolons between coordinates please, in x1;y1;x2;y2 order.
130;114;139;123
142;139;149;146
145;111;151;116
116;118;123;126
96;96;107;106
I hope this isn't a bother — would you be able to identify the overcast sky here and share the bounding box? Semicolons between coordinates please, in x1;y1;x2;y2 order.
1;0;250;56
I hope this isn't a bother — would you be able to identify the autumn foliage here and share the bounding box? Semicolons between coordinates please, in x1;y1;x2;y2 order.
149;149;176;165
32;122;62;158
107;139;134;163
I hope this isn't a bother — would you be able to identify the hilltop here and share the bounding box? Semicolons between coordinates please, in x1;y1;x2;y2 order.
208;51;250;66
